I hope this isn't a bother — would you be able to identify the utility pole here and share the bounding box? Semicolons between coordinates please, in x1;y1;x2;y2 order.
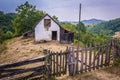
78;3;81;46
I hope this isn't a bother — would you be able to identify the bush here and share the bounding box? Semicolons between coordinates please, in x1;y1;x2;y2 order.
5;31;14;39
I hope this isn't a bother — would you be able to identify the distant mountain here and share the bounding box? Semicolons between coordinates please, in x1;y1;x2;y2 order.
61;19;105;25
90;18;120;36
82;19;105;25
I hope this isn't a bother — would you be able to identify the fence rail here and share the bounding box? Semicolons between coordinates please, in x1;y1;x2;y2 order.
0;56;47;80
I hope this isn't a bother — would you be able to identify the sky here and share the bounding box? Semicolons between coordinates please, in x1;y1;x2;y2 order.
0;0;120;21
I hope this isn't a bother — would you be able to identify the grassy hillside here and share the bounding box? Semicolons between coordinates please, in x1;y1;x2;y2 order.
89;18;120;36
0;37;69;64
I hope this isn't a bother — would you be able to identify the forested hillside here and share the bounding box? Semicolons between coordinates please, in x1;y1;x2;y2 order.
0;11;16;43
90;18;120;36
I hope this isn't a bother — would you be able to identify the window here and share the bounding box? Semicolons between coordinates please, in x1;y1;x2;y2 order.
44;19;51;30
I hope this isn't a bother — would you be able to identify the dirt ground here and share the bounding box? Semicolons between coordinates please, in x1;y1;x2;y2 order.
0;37;70;64
0;37;120;80
57;66;120;80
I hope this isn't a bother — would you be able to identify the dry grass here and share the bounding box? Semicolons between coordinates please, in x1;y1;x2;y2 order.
0;37;70;64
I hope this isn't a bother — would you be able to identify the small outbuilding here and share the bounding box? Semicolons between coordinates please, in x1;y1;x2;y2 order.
35;14;74;43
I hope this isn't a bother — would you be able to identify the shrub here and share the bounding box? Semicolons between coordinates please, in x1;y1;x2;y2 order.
5;31;14;39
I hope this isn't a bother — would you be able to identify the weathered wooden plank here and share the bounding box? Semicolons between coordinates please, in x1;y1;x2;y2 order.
112;39;116;65
68;47;72;76
72;47;76;76
69;47;73;76
63;52;65;74
0;65;45;79
97;46;100;69
65;46;69;73
93;44;96;70
101;46;104;67
76;46;79;73
61;52;64;75
53;52;55;75
59;51;62;76
64;52;68;74
56;52;59;76
108;47;111;66
85;44;88;72
105;43;109;66
0;56;45;70
80;47;84;73
50;51;53;74
49;51;52;73
89;43;92;71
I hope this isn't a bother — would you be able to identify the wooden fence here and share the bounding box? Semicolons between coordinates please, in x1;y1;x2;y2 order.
44;50;68;76
0;56;48;80
67;39;120;76
44;39;120;76
0;39;120;79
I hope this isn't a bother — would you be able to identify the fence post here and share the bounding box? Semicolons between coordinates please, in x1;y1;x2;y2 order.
113;39;120;65
112;39;116;65
72;47;77;76
68;47;72;76
43;49;52;80
76;46;79;73
80;46;84;73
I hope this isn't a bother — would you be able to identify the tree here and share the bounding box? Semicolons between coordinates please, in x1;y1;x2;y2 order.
12;1;45;36
0;11;16;33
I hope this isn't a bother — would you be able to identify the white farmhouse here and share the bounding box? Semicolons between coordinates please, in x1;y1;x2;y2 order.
34;14;74;43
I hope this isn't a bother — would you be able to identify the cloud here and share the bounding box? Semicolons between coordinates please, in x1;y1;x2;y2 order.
0;0;120;21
